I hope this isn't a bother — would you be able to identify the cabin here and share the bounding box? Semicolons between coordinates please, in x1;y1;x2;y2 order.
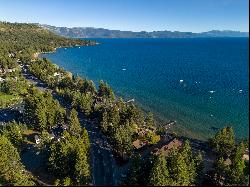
132;139;148;150
153;138;183;156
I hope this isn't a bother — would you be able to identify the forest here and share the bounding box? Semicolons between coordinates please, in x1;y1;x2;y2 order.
0;22;248;186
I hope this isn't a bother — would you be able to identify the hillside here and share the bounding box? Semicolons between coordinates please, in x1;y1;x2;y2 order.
0;21;249;186
0;22;95;185
0;21;95;69
39;24;249;38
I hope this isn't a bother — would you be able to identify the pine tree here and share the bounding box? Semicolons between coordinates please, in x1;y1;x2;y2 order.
62;177;72;186
56;109;66;125
75;146;91;185
128;153;143;186
211;157;229;186
100;110;109;133
98;80;115;100
68;109;82;136
168;151;191;186
226;142;248;186
82;80;96;94
78;93;93;116
180;141;197;184
1;121;24;150
165;142;199;186
0;135;35;186
149;154;171;186
209;126;235;157
36;100;47;130
109;105;120;128
145;112;155;127
194;152;204;185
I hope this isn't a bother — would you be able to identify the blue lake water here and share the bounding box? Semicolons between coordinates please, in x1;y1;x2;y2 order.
41;38;249;140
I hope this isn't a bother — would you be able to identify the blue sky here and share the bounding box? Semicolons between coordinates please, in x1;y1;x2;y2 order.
0;0;248;32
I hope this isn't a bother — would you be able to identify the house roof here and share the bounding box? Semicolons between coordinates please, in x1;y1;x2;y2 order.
133;139;146;149
224;158;232;166
154;138;183;156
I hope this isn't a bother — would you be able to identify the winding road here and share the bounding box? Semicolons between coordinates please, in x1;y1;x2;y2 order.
22;67;127;186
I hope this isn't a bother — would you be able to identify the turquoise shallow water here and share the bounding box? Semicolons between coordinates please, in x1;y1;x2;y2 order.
41;38;249;140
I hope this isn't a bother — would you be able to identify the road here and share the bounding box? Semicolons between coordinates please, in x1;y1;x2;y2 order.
22;68;128;186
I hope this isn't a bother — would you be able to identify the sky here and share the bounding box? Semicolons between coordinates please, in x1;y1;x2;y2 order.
0;0;249;32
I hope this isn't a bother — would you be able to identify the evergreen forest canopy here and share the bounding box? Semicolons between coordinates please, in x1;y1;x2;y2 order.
0;21;94;69
0;21;249;186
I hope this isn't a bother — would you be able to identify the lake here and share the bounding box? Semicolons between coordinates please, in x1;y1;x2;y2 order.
41;38;249;140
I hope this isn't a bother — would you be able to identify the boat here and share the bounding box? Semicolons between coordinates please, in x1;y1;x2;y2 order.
122;68;126;71
179;79;184;83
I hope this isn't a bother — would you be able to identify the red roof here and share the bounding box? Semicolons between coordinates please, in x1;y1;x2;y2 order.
154;138;183;156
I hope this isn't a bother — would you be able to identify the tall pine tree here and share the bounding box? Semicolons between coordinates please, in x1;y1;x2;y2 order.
68;109;82;136
149;154;172;186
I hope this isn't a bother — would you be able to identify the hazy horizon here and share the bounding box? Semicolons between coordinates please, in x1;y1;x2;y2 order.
0;21;248;34
0;0;249;32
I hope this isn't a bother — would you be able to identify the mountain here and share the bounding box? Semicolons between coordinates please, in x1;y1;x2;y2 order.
38;24;249;38
199;30;249;37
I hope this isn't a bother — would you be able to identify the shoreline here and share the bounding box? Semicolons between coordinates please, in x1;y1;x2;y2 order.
34;40;98;59
36;46;208;142
35;43;247;143
30;50;212;152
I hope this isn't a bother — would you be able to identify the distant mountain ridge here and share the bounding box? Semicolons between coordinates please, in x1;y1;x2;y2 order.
39;24;249;38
